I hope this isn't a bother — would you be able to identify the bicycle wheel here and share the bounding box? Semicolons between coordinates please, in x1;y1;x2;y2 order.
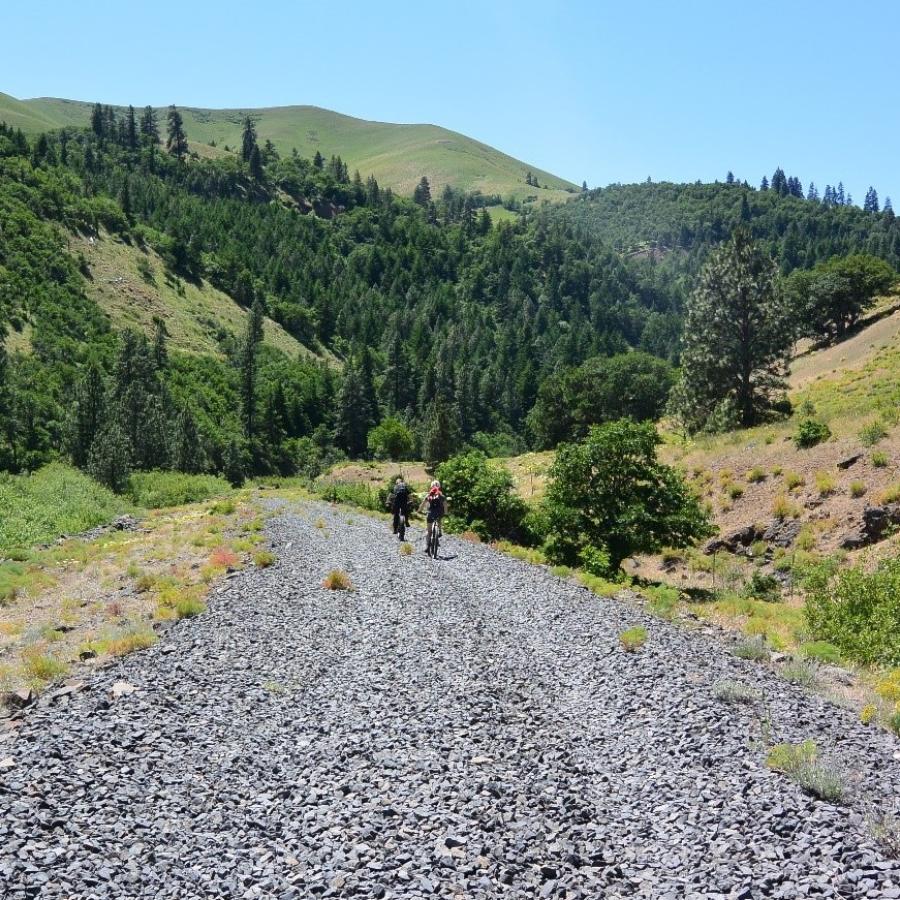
398;518;406;541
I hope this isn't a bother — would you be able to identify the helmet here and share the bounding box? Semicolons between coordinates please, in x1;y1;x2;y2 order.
430;480;440;489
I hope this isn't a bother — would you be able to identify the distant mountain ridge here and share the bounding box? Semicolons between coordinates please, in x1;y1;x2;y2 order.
0;92;577;202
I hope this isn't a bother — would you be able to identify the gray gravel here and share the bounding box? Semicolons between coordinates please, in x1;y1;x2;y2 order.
2;500;900;899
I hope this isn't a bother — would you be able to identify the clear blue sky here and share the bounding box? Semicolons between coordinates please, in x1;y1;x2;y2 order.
3;0;897;203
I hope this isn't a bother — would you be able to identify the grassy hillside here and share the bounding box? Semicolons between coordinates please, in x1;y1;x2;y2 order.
77;233;317;360
1;93;577;202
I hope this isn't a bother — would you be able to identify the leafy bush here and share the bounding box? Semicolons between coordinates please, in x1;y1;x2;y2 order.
805;558;900;665
793;418;831;449
859;420;889;447
744;571;781;602
766;740;845;802
367;418;415;461
0;463;127;553
579;545;613;578
435;451;526;541
315;480;382;512
542;421;713;571
126;471;232;508
619;626;648;652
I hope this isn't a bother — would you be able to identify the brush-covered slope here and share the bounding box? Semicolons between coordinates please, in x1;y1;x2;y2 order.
1;94;577;201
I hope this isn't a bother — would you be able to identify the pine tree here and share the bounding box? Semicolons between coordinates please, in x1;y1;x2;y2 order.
670;229;792;431
581;180;588;192
119;178;133;221
152;317;169;370
166;105;188;159
760;175;769;191
139;106;159;145
836;182;845;205
87;420;132;492
249;144;263;181
223;439;245;486
807;182;819;202
334;359;374;457
313;150;324;169
125;105;138;150
413;176;432;206
740;194;751;222
240;116;257;163
864;187;880;213
726;171;735;184
90;103;104;140
422;394;462;469
171;406;204;473
240;299;265;441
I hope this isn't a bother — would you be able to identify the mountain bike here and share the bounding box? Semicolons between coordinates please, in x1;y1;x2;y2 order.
426;519;441;558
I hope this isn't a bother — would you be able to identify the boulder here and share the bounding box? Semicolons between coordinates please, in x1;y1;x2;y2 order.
704;524;763;555
837;452;863;470
839;503;900;549
762;518;802;548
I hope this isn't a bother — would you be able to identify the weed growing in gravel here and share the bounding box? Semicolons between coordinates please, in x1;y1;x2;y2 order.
254;550;276;568
713;679;761;704
109;626;158;656
766;740;845;802
323;569;352;591
314;518;326;529
872;451;889;468
889;709;900;736
747;467;767;483
784;471;805;491
209;548;240;570
733;638;769;661
399;542;413;556
878;483;900;504
551;565;573;579
869;809;900;859
725;483;744;500
174;596;206;618
782;658;819;687
619;626;648;652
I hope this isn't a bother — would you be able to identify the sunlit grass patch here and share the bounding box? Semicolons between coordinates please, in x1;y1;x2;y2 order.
619;626;648;652
323;569;352;591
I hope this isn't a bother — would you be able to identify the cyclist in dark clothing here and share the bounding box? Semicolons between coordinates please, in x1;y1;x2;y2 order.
387;477;411;538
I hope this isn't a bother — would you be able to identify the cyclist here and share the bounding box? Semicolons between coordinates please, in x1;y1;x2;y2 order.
387;477;411;538
419;480;447;553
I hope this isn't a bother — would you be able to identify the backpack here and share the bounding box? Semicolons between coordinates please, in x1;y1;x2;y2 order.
392;483;409;510
427;492;444;516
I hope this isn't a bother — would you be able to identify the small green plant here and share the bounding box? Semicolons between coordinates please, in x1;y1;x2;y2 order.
814;470;836;497
619;626;648;652
771;465;783;477
878;483;900;504
772;495;800;520
889;708;900;736
794;419;831;450
713;679;761;704
871;450;889;468
733;638;768;661
795;526;816;551
784;471;805;491
849;481;867;498
175;596;206;618
210;499;236;516
747;467;767;484
766;740;845;802
645;585;679;620
21;649;69;686
725;483;744;500
859;420;889;447
253;550;276;568
399;542;413;556
323;569;352;591
744;571;781;602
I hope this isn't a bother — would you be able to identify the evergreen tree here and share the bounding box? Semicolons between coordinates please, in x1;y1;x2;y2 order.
125;105;138;150
166;105;188;160
0;343;14;470
670;229;792;431
152;317;169;370
87;420;132;492
90;103;104;140
864;187;880;213
334;359;375;457
240;116;257;163
740;194;751;222
422;393;462;469
313;150;324;169
581;180;588;192
726;171;735;184
69;361;107;469
760;175;769;191
413;176;432;206
836;182;845;205
119;177;133;221
807;182;819;202
139;106;159;145
171;406;204;473
771;168;787;195
240;299;265;441
249;144;264;181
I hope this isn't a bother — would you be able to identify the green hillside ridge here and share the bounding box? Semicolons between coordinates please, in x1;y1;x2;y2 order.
0;93;577;202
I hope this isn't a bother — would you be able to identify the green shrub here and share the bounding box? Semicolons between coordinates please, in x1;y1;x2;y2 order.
793;419;831;449
744;571;781;602
435;452;526;540
645;585;679;619
859;420;889;447
713;679;761;703
725;483;744;500
367;418;415;461
253;550;276;568
784;471;805;491
805;558;900;665
849;481;867;498
542;421;713;571
734;638;768;661
127;472;232;508
782;658;818;687
766;740;845;802
0;463;127;553
814;470;837;497
872;451;889;468
314;481;382;512
747;467;767;483
579;545;613;578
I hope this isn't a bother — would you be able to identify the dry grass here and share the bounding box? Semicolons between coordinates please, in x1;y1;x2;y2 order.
323;569;353;591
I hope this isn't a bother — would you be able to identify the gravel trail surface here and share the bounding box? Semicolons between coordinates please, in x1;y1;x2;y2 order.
2;500;900;899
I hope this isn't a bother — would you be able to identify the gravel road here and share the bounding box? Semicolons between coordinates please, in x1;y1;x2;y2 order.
2;500;900;899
